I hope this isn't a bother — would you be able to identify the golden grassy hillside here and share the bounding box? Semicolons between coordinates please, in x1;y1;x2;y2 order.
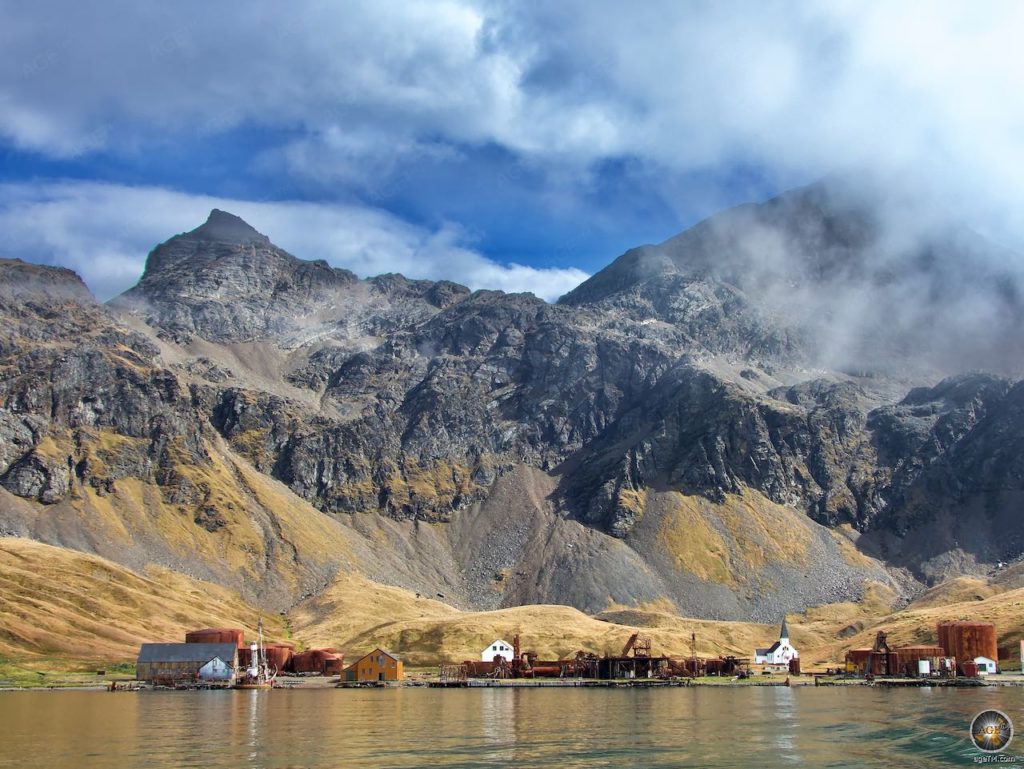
0;537;287;663
289;572;788;666
291;571;1024;670
811;584;1024;665
4;536;1023;675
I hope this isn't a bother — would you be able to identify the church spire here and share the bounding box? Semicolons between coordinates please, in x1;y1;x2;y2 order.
780;617;790;640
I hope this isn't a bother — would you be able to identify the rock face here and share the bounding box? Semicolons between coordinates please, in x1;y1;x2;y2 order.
3;178;1024;620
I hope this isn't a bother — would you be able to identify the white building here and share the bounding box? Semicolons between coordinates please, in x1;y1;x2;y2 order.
198;655;235;681
754;618;799;666
975;656;997;675
481;639;515;662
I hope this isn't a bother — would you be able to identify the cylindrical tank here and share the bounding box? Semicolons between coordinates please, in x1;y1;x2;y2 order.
264;643;294;672
704;659;725;675
291;650;315;674
292;649;342;674
962;661;979;678
938;621;997;665
530;665;562;677
185;628;245;648
463;660;497;677
788;658;801;675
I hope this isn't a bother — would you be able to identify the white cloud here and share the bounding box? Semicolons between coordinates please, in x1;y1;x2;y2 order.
1;1;1023;248
0;181;588;302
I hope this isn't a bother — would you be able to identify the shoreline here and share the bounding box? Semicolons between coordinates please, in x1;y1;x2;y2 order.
5;673;1022;692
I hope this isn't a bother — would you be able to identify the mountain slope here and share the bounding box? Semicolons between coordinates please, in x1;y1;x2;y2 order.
3;178;1024;637
0;536;288;661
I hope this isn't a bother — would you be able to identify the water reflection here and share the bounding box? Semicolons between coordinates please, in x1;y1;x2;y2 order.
0;687;1020;768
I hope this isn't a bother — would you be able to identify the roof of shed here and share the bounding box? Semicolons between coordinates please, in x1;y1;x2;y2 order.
346;648;401;667
137;643;238;664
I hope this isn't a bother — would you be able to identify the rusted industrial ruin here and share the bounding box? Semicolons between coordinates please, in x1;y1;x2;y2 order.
844;621;999;679
439;632;750;684
137;627;344;686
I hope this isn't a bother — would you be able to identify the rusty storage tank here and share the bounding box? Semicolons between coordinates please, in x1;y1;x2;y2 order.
529;664;562;677
961;660;980;678
291;650;318;674
705;658;728;676
292;649;342;674
937;621;997;663
185;628;245;648
264;643;294;672
462;660;497;677
788;658;801;675
889;646;944;676
679;659;703;676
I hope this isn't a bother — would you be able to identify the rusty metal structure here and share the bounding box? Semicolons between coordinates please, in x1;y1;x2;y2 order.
457;632;675;680
846;631;960;678
292;648;345;675
888;646;944;677
452;631;758;682
845;631;892;676
185;628;245;648
596;632;671;679
937;621;998;668
263;642;294;673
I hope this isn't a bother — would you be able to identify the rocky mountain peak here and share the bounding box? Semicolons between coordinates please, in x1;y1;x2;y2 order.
188;209;270;245
110;211;470;346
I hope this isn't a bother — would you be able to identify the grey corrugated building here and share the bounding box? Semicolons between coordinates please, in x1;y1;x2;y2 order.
136;643;238;683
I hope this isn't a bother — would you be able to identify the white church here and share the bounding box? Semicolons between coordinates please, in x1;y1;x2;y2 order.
754;618;799;666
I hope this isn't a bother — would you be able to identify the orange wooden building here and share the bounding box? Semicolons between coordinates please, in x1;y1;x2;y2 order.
344;648;404;682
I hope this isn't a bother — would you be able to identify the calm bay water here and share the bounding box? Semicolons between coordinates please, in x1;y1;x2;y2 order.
0;686;1019;768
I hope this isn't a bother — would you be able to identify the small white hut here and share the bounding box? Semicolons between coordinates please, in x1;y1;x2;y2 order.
481;639;515;662
974;656;997;674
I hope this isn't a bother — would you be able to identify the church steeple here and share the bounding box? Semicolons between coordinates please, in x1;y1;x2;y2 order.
780;617;790;641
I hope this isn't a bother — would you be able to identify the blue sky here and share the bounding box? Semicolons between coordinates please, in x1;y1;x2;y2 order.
1;1;1022;301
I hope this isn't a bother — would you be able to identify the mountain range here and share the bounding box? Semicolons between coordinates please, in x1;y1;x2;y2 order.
3;177;1024;664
